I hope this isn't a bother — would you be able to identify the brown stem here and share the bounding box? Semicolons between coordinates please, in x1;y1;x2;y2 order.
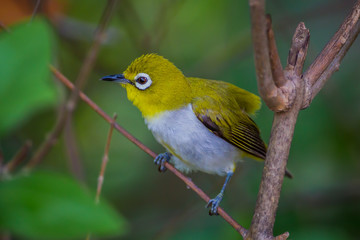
3;141;32;174
286;23;310;76
266;15;286;88
26;0;117;170
310;17;360;101
248;94;302;240
50;66;248;238
247;19;309;240
30;0;41;21
86;114;117;240
95;114;117;204
64;0;117;180
249;0;294;112
303;0;360;107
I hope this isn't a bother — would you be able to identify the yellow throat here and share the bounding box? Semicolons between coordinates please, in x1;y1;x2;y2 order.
121;54;192;118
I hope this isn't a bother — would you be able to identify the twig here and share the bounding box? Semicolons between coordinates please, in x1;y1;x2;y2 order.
303;0;360;107
30;0;41;22
286;23;310;76
26;0;117;171
266;15;286;88
3;141;32;174
249;0;295;112
86;114;117;240
96;113;117;204
64;0;117;181
50;66;248;238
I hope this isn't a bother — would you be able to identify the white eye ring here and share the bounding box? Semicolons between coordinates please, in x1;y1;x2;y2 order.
134;73;152;90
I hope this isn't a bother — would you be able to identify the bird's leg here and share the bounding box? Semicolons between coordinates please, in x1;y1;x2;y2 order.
154;152;172;172
206;172;233;215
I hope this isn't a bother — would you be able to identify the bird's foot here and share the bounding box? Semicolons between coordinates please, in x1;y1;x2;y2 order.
206;193;223;216
154;152;172;172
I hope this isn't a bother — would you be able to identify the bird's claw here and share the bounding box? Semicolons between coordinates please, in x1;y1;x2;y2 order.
154;152;171;172
206;194;223;216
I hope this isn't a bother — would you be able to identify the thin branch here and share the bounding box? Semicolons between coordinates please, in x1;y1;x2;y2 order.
3;141;32;174
26;0;117;170
303;0;360;107
266;15;287;88
311;28;357;99
286;23;310;76
86;114;117;240
50;66;248;238
249;0;295;112
30;0;41;22
310;19;360;100
96;113;117;204
64;0;117;180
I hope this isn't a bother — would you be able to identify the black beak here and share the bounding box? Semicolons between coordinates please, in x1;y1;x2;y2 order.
101;74;133;85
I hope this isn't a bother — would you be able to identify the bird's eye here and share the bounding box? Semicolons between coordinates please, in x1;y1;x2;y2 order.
136;76;148;85
134;73;152;90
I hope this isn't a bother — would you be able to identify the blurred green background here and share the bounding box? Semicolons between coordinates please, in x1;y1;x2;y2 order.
1;0;359;239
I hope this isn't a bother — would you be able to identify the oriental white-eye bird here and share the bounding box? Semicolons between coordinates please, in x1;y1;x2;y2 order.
101;54;291;215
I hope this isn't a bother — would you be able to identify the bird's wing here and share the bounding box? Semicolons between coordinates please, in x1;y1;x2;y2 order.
189;78;266;160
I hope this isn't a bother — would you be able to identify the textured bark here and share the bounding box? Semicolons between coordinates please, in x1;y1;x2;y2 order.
249;0;295;112
247;0;360;239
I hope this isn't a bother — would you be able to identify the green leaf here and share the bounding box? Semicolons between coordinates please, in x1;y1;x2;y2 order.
0;172;127;239
0;18;57;137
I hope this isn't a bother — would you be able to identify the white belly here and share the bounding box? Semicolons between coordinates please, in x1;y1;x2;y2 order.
145;104;241;176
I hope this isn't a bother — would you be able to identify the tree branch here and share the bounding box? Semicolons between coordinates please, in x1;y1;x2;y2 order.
249;0;295;112
247;0;359;239
64;0;117;182
266;15;286;88
25;0;117;170
50;66;249;238
95;113;117;204
247;21;309;240
303;0;360;107
3;141;32;174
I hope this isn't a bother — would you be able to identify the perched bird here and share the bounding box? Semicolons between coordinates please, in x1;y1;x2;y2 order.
102;54;286;215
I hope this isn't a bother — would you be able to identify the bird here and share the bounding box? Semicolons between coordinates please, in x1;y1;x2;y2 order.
101;53;289;215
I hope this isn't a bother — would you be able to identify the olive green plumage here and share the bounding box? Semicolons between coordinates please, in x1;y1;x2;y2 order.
121;54;266;161
189;77;267;160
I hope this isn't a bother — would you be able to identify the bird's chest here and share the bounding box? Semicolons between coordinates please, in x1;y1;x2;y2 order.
146;105;205;151
145;105;239;175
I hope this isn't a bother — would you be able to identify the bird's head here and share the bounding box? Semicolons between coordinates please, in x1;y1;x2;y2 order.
101;54;192;118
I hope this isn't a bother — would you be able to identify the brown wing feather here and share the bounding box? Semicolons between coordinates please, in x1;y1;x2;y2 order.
196;112;267;160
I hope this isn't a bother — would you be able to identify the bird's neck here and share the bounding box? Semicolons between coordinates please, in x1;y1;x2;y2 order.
131;79;193;119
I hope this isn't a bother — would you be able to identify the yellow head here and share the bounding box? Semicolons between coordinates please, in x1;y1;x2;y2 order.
102;54;192;118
